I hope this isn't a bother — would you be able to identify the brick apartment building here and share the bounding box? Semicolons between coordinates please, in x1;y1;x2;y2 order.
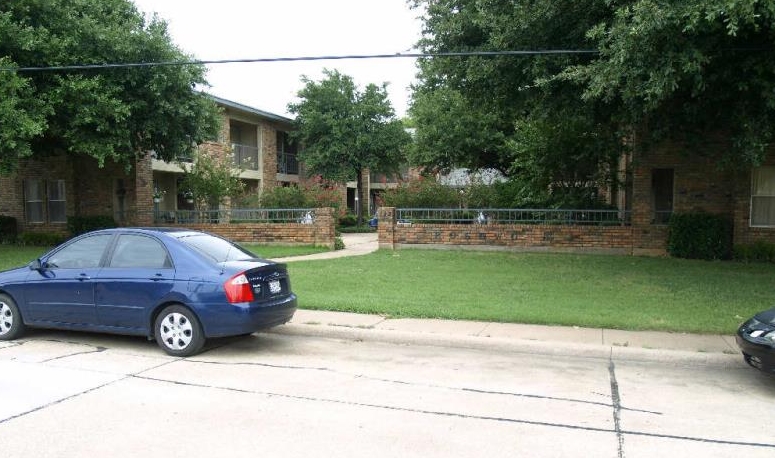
2;93;775;254
625;140;775;254
0;96;304;235
0;95;409;237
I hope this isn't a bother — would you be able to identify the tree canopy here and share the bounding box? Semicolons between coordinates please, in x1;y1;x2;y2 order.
288;69;411;221
409;0;775;200
0;0;220;174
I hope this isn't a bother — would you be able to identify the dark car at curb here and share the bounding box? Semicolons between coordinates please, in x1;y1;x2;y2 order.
736;307;775;374
0;228;296;356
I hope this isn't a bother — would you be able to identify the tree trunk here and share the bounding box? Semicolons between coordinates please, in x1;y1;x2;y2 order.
356;168;364;226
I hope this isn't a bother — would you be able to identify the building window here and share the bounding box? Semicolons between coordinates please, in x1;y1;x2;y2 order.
48;180;67;223
651;168;674;224
24;179;45;223
751;166;775;227
23;179;66;224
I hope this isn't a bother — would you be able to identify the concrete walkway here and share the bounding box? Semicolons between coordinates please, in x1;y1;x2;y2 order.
270;232;743;360
270;232;378;263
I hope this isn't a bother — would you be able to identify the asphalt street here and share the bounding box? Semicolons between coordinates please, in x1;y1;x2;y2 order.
1;320;773;458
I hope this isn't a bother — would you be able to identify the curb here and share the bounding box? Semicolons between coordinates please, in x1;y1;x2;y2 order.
268;323;743;368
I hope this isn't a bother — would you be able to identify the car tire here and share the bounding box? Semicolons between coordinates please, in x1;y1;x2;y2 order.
154;305;205;357
0;293;25;341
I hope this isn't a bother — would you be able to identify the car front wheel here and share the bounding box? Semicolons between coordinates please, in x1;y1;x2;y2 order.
0;293;25;340
154;305;205;357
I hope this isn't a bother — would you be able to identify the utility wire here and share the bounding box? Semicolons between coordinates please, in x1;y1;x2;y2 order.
1;50;600;73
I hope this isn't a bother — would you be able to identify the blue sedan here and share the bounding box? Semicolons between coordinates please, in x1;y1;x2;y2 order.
0;228;297;356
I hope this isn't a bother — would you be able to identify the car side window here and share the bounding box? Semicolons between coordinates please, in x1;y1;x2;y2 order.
109;234;172;269
47;234;112;269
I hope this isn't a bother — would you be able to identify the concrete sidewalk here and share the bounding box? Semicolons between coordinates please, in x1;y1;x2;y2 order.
280;309;740;358
269;232;743;363
270;232;378;263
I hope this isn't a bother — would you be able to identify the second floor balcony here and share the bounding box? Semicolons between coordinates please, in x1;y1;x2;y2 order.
278;152;299;175
233;144;259;171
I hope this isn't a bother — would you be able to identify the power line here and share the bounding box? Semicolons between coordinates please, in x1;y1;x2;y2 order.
1;50;600;73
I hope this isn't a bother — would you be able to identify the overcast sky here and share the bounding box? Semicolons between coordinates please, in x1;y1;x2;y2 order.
130;0;423;118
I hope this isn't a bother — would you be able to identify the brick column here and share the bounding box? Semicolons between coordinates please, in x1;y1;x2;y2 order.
134;154;154;226
261;124;278;190
378;207;396;250
313;207;336;248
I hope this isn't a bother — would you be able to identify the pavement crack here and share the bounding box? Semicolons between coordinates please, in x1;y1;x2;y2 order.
182;358;658;414
130;374;775;449
41;346;108;362
609;356;626;458
132;374;620;435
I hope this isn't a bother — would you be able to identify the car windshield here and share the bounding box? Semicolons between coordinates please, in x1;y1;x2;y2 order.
177;234;257;263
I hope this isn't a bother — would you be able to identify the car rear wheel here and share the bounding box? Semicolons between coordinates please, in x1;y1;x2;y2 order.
0;293;25;340
154;305;205;357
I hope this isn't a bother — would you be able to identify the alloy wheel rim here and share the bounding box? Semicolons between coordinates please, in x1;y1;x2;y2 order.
0;302;12;335
159;312;193;350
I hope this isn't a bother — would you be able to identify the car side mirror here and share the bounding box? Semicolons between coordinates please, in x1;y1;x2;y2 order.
29;259;45;271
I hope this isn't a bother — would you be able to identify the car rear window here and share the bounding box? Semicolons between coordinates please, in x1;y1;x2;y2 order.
177;234;256;263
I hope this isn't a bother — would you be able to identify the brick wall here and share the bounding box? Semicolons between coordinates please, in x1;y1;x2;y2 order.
152;207;336;248
378;207;634;255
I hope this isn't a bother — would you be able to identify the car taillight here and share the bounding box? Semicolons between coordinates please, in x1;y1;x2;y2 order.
224;272;254;303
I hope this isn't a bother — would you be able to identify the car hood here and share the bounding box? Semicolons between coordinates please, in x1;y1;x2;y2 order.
755;308;775;325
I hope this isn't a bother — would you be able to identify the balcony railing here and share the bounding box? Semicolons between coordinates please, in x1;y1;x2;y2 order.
233;144;259;170
277;152;299;175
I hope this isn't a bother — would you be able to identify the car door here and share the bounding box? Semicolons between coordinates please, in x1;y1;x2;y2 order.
94;233;175;331
24;234;113;325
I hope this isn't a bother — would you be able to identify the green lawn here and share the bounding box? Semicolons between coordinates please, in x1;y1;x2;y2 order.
2;245;771;334
286;249;775;334
0;246;52;270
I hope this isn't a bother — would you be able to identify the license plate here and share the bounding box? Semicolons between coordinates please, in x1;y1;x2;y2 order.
269;280;282;295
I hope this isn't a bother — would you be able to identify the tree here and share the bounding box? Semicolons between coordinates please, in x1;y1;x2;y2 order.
409;0;775;201
564;0;775;166
288;69;411;224
177;152;244;211
0;0;220;173
409;0;621;201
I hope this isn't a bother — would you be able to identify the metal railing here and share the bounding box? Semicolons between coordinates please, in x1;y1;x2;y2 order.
232;144;259;170
277;152;299;175
395;208;632;226
152;208;316;224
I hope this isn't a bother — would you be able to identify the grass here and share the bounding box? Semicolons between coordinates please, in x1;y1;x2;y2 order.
285;249;775;334
0;246;52;270
2;244;771;334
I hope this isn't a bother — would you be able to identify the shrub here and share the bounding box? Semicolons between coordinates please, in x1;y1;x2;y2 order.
0;215;18;244
667;213;732;260
67;215;117;236
381;177;461;208
19;232;67;246
733;240;775;263
337;213;358;227
259;177;342;212
334;236;345;250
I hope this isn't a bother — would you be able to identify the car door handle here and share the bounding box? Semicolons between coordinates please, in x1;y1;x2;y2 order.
149;273;166;281
78;273;91;281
